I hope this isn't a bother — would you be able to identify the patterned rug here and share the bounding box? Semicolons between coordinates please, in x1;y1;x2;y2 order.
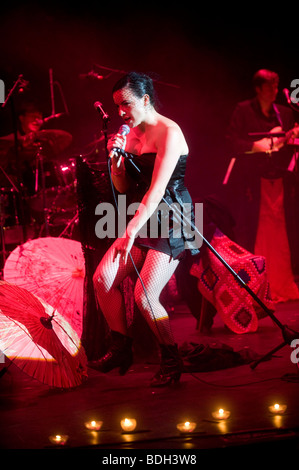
190;229;274;334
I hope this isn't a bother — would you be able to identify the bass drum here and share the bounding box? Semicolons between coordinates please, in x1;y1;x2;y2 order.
0;188;20;227
0;188;32;245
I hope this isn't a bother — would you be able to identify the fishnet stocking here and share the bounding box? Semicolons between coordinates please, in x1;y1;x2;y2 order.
93;241;146;335
134;250;180;344
93;240;180;344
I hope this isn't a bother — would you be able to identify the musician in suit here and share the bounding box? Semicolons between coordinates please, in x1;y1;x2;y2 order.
225;69;299;301
226;69;298;155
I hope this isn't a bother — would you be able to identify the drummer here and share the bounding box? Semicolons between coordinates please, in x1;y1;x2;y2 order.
19;102;43;136
1;101;59;196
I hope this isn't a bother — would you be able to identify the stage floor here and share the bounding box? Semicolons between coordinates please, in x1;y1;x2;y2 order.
1;297;299;456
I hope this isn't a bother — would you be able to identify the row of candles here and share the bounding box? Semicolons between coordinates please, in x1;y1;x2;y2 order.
49;403;288;445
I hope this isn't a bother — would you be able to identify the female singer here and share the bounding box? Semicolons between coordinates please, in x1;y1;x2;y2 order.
90;72;199;386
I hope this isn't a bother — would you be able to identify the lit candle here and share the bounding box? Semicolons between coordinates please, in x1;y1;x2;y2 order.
120;418;137;432
176;421;197;433
49;434;69;445
212;408;231;420
268;403;287;415
85;420;103;431
272;415;283;429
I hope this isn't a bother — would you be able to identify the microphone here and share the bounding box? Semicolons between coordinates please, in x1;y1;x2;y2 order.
43;112;65;123
283;88;291;104
37;112;65;125
18;76;29;93
94;100;110;121
109;124;130;159
79;71;103;80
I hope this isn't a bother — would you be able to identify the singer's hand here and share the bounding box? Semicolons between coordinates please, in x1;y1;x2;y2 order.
113;231;135;264
107;133;126;155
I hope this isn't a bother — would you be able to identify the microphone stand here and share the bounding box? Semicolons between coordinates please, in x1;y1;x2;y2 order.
35;144;50;236
92;103;299;375
93;63;180;89
119;150;299;375
94;102;110;160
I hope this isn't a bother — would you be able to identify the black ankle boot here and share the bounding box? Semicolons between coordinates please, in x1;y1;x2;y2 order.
150;344;183;387
88;330;133;376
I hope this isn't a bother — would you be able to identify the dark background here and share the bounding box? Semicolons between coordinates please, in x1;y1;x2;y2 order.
0;3;298;202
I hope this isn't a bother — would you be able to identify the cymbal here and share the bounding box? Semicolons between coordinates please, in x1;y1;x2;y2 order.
0;129;72;160
84;134;112;148
26;129;73;155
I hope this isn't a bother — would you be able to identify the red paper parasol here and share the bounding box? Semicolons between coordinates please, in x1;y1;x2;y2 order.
4;237;85;337
0;281;87;388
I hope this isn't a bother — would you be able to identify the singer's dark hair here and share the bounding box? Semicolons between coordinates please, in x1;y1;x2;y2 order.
112;72;157;107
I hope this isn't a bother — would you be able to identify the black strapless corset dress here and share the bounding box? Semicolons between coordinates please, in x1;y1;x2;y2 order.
124;153;200;260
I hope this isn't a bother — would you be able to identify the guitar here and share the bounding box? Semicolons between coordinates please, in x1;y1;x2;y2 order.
248;125;299;154
223;126;299;184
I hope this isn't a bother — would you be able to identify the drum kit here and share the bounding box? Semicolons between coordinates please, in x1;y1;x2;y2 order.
0;127;79;272
0;69;113;277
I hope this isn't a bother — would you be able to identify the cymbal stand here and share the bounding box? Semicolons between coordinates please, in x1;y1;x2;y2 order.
0;193;6;279
35;144;49;236
0;166;20;277
2;74;30;244
93;101;110;158
58;211;79;238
